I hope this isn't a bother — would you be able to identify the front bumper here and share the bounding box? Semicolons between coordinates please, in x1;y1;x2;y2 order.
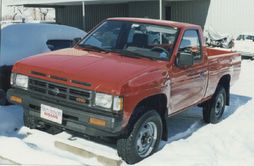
7;88;123;137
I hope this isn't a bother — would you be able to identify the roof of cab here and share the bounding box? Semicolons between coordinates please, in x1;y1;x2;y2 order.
108;17;200;29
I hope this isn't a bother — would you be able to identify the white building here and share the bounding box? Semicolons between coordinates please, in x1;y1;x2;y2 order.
3;0;254;35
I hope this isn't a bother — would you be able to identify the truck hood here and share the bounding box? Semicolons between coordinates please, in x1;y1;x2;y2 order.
13;48;167;94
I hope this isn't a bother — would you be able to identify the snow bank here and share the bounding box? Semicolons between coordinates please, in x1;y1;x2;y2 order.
0;23;86;66
0;105;23;134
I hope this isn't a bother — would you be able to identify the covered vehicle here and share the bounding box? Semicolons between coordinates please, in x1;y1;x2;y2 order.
0;23;86;105
205;27;234;48
233;33;254;58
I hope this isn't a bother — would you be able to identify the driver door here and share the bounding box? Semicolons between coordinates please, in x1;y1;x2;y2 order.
171;29;208;112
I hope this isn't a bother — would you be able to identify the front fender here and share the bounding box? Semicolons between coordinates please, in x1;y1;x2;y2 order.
120;67;171;128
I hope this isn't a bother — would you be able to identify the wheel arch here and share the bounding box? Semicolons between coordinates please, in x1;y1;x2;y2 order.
217;74;231;105
126;94;168;141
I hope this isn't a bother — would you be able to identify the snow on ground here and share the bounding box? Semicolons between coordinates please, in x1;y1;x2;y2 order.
0;60;253;166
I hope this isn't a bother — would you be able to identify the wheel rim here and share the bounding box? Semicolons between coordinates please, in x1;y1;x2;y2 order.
136;121;157;158
215;93;224;117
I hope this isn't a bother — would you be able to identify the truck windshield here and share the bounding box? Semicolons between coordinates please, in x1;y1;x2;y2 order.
78;20;178;60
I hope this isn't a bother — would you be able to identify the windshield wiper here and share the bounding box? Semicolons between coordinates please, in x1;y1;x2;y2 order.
112;49;156;60
111;49;142;59
78;44;109;53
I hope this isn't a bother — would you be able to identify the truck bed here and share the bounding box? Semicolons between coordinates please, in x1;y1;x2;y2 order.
205;48;241;98
207;47;235;57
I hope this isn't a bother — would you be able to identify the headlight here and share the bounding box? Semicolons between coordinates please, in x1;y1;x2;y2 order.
15;74;29;89
95;93;123;111
95;93;112;109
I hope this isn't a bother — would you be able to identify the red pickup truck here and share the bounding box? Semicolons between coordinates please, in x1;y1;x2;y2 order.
7;18;241;164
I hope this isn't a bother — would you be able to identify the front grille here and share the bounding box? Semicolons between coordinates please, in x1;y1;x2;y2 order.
28;78;92;106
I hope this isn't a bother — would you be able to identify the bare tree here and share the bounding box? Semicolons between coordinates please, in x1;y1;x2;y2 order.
12;6;26;20
39;8;50;20
32;8;37;20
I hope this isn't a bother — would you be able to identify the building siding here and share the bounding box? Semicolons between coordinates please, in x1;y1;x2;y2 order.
128;1;159;19
85;3;128;31
204;0;254;35
55;1;162;31
56;6;83;30
55;0;254;36
172;0;254;35
171;0;210;28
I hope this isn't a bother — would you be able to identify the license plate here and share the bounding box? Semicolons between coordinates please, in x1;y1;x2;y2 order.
40;104;63;124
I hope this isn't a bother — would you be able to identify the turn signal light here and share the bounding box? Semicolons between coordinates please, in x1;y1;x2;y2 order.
89;117;106;127
10;96;22;104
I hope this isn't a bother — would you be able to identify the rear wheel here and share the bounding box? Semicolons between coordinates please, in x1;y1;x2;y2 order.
203;86;226;124
117;110;162;164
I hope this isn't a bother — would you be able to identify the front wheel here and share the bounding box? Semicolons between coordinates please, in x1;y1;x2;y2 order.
117;110;162;164
203;86;226;124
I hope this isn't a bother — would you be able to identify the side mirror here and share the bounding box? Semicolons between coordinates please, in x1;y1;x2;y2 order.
176;52;194;68
72;37;82;47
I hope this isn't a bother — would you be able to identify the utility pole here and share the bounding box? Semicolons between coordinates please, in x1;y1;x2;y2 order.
0;0;2;26
159;0;163;20
82;1;85;31
0;0;2;49
159;0;163;44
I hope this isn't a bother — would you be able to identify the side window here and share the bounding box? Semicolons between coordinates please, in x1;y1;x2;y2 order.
178;30;202;63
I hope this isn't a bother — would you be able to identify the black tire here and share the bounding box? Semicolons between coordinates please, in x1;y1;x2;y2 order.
203;86;226;124
23;110;33;128
117;110;162;164
0;89;7;106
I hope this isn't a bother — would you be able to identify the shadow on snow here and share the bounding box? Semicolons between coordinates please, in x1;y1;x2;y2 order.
165;94;251;145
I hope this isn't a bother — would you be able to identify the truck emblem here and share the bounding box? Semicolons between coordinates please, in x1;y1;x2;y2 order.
51;88;60;95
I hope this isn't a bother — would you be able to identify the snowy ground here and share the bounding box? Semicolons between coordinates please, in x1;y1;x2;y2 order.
0;60;253;166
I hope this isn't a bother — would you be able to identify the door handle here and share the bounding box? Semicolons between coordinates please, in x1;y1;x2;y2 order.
188;71;206;77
